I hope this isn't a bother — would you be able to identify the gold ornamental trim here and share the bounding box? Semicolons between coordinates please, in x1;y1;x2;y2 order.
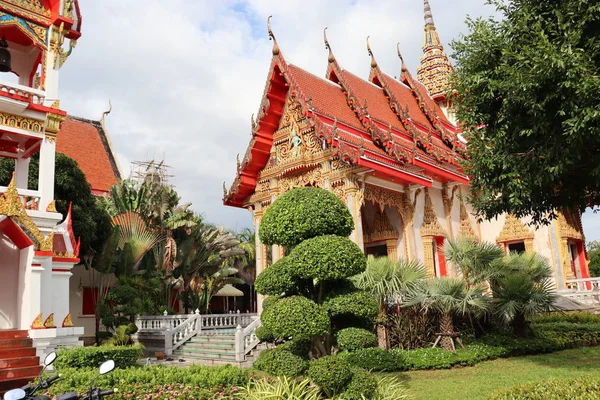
0;112;44;135
62;312;74;327
420;188;447;238
0;174;53;251
557;210;584;241
496;214;534;244
458;202;478;241
31;312;44;329
43;312;56;328
363;209;398;244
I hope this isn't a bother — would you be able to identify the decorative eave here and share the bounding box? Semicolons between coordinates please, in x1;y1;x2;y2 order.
0;174;53;251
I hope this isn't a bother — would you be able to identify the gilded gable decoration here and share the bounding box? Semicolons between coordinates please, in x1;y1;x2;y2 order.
496;214;534;253
363;209;398;243
458;201;478;241
363;184;407;221
420;188;447;238
0;175;52;251
557;210;584;241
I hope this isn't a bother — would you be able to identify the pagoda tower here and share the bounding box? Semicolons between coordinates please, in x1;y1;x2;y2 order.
0;0;83;359
416;0;455;122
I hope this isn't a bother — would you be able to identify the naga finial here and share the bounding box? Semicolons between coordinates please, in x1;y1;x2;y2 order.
366;36;377;69
222;182;228;198
236;154;241;171
267;16;280;56
324;27;335;63
397;42;408;73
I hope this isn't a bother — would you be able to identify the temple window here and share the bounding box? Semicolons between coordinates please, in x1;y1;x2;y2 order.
365;243;388;258
507;241;526;254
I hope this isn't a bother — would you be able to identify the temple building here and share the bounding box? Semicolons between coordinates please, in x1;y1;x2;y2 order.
224;0;589;311
0;0;85;373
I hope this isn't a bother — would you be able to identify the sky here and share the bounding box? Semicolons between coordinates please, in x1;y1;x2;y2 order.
57;0;600;241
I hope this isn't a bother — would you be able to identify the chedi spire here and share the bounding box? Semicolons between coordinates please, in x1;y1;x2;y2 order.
416;0;454;100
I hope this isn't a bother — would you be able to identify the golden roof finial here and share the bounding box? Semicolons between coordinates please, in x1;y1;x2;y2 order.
324;27;335;63
267;15;280;56
397;43;408;73
424;0;435;28
366;36;377;69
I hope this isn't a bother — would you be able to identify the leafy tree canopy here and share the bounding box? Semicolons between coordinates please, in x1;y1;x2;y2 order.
451;0;600;224
0;153;112;255
259;187;354;247
587;241;600;277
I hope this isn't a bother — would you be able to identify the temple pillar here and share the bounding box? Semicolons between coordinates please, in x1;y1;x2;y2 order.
38;138;56;211
386;239;398;262
422;236;436;278
272;245;284;264
346;188;364;248
51;262;76;326
15;157;30;190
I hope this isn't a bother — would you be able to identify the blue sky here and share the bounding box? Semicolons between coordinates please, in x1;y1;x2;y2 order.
56;0;600;241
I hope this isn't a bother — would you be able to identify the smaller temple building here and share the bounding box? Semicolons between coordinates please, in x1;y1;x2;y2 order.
223;1;589;312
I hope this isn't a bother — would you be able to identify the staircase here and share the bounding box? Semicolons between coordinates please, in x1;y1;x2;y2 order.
173;333;262;367
0;330;41;396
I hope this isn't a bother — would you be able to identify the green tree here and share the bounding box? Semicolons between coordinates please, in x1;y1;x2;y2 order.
255;187;377;361
352;256;426;349
444;238;504;288
490;252;559;337
587;241;600;277
405;278;490;351
0;153;112;256
451;0;600;224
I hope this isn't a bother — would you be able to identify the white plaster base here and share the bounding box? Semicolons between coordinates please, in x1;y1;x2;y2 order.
29;327;84;360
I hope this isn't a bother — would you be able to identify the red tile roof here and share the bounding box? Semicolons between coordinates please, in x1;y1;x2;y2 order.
56;116;121;194
378;72;433;130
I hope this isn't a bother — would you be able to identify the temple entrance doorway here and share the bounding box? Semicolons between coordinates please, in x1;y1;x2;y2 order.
361;200;405;261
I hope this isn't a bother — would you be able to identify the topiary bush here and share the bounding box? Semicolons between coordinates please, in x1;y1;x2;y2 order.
259;187;354;247
339;347;402;372
253;348;309;377
261;296;329;339
277;339;311;359
55;344;144;370
336;328;378;352
290;235;366;280
255;326;276;343
339;370;378;400
307;355;353;396
323;288;379;323
254;257;297;296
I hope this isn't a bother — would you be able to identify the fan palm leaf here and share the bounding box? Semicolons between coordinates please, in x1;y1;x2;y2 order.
112;211;164;269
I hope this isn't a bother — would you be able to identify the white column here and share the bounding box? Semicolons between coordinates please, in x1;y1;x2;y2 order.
38;139;56;211
51;262;75;327
15;157;30;189
20;256;45;330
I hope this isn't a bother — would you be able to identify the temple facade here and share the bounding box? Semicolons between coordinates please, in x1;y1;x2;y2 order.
224;0;589;311
0;0;84;357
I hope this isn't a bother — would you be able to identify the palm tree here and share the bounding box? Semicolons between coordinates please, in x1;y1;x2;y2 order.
111;211;164;271
405;278;490;350
174;223;244;313
191;266;245;313
352;256;426;349
445;237;504;287
234;228;258;312
490;252;559;337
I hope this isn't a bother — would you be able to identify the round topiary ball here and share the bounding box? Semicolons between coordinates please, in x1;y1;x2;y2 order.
323;289;379;323
336;328;378;352
253;348;308;377
261;296;329;339
259;187;354;247
255;257;297;296
255;326;276;343
289;235;367;281
339;370;378;400
307;355;353;395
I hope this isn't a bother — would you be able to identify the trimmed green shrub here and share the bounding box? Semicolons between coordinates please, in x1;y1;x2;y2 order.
255;326;276;343
307;355;353;396
45;364;248;398
253;348;309;377
277;339;311;359
261;296;329;339
336;328;378;352
54;344;143;370
534;322;600;347
488;377;600;400
262;295;280;310
339;370;378;400
534;311;600;324
290;235;366;280
339;348;402;372
259;187;354;247
255;257;297;296
323;289;378;323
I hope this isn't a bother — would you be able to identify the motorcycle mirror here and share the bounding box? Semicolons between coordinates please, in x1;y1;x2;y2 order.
44;351;57;367
99;360;115;375
3;389;26;400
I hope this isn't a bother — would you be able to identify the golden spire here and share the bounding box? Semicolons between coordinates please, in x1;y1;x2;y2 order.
416;0;454;100
267;15;280;56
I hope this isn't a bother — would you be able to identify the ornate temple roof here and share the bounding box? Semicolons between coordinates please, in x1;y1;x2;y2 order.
224;14;466;208
56;116;121;195
416;0;454;100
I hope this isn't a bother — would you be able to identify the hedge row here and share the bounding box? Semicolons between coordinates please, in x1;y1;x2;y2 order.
488;377;600;400
44;365;248;399
55;345;144;370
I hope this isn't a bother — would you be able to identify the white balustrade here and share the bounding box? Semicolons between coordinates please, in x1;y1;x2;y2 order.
0;80;45;104
564;277;600;292
235;317;262;362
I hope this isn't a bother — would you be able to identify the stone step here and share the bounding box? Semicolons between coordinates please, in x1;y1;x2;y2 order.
0;365;42;380
0;357;40;370
0;338;33;350
181;342;235;351
172;352;237;362
0;347;36;359
0;331;28;340
189;336;235;344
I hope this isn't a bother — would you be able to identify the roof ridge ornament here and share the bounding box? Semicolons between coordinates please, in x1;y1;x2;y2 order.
267;15;280;56
366;36;377;69
324;27;335;63
396;43;408;73
424;0;435;28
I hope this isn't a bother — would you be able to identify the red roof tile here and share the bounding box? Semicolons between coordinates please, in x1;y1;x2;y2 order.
378;72;433;130
56;117;121;194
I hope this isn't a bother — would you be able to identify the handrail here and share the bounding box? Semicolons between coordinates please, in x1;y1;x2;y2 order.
235;317;262;362
564;277;600;292
165;314;200;355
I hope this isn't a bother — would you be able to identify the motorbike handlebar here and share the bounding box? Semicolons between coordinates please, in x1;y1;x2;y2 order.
98;389;115;397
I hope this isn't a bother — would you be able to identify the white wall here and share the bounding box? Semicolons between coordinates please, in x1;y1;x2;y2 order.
0;235;19;329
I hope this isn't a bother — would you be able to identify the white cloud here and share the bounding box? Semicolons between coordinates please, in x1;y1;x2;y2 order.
56;0;599;241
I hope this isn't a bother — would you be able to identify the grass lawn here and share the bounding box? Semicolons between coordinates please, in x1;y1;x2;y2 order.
388;346;600;400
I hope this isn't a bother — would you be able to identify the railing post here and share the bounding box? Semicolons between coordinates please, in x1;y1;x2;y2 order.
235;325;244;362
165;329;173;356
